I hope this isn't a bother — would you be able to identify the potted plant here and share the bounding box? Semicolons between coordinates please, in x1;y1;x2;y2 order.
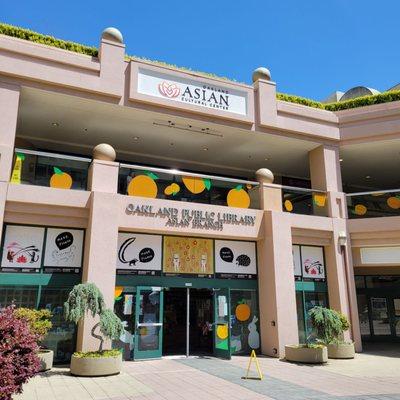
285;343;327;364
14;307;53;371
64;283;124;376
0;305;40;400
309;306;355;359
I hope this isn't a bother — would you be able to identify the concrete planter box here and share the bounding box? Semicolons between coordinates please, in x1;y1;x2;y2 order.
285;345;328;364
70;353;122;377
38;349;53;372
328;342;355;359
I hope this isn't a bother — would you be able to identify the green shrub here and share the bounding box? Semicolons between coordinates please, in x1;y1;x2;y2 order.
73;349;121;359
14;308;52;341
276;93;325;109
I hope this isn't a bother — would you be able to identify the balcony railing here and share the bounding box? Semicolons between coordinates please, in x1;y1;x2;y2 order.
280;184;328;216
11;148;90;190
347;189;400;218
119;163;260;209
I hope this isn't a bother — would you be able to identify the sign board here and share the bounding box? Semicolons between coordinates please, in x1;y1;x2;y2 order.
43;228;84;273
360;246;400;265
163;236;213;278
1;225;45;272
117;233;162;275
215;240;257;279
137;68;248;116
292;245;302;280
301;246;325;281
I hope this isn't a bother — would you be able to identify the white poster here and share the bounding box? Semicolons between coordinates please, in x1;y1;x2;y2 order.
117;232;162;275
301;246;325;280
1;225;45;271
44;228;84;269
293;245;302;277
215;240;257;279
137;68;248;116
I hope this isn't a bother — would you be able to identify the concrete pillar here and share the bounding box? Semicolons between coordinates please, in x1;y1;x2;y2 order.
76;144;120;351
255;168;282;212
258;211;298;357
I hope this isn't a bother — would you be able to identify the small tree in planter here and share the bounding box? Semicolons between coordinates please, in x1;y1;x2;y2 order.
0;305;40;400
64;283;124;376
14;308;53;371
309;306;354;359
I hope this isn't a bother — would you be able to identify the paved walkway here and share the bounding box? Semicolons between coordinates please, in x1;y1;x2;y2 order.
15;348;400;400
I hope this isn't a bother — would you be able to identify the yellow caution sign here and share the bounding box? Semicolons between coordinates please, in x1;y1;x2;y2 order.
244;349;263;380
10;153;25;184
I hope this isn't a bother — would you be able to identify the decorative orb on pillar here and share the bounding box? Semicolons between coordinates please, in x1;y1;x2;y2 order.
255;168;274;184
252;67;271;83
101;27;123;43
93;143;116;161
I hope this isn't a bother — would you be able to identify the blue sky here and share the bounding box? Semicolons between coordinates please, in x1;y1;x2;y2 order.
1;1;398;100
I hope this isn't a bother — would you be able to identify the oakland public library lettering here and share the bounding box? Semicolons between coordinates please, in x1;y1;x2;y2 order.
126;203;256;231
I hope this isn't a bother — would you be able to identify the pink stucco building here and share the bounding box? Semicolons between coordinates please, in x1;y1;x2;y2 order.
0;24;399;363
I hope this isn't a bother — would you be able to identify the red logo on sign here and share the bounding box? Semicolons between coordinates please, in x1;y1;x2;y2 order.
158;81;180;98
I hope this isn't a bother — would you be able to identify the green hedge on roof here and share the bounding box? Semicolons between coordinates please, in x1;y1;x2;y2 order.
1;22;400;112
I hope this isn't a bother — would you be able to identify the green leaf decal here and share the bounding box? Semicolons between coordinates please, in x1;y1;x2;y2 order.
235;184;243;191
53;167;63;175
203;178;211;191
145;171;159;180
172;190;178;196
16;152;25;161
114;296;123;301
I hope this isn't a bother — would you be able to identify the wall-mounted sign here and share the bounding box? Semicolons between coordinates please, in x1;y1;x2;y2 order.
163;236;213;278
117;233;162;275
43;228;84;273
1;225;45;272
360;246;400;265
292;245;302;280
126;203;256;232
215;240;257;279
137;68;248;116
301;246;325;281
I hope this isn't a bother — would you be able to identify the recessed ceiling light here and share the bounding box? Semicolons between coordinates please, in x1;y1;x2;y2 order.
203;147;209;151
170;142;174;146
339;158;343;162
51;122;59;127
365;175;371;179
133;136;140;141
264;157;270;161
83;128;88;132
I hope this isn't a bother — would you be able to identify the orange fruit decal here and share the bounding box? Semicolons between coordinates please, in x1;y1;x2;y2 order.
387;196;400;209
354;204;367;216
164;182;180;196
50;167;73;189
128;172;158;198
284;199;293;212
313;193;327;207
216;324;228;340
114;286;123;299
227;185;250;208
182;176;211;194
235;302;251;322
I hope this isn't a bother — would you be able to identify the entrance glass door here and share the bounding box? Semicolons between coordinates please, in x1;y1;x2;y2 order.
392;298;400;337
134;286;163;360
213;288;231;359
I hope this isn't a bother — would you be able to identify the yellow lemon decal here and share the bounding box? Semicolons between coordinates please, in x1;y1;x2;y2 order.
227;185;250;208
284;199;293;212
313;193;327;207
387;196;400;209
50;167;73;189
235;302;251;322
139;327;148;336
182;176;211;194
354;204;367;216
164;182;180;196
128;172;158;198
216;324;228;340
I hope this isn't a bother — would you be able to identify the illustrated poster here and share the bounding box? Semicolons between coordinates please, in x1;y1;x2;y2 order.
43;228;84;273
163;236;213;277
301;246;326;281
292;245;302;280
215;240;257;279
117;233;162;275
1;225;45;272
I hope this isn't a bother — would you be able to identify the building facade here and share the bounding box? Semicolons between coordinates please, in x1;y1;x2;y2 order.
0;25;399;363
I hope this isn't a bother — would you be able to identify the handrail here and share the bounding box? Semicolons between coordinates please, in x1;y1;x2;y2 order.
120;162;260;187
15;148;92;163
346;188;400;197
263;183;327;194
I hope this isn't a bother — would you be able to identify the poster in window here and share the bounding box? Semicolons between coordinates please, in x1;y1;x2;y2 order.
215;240;257;279
301;246;325;281
43;228;84;273
163;236;213;277
117;233;162;275
1;225;45;272
293;245;302;280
